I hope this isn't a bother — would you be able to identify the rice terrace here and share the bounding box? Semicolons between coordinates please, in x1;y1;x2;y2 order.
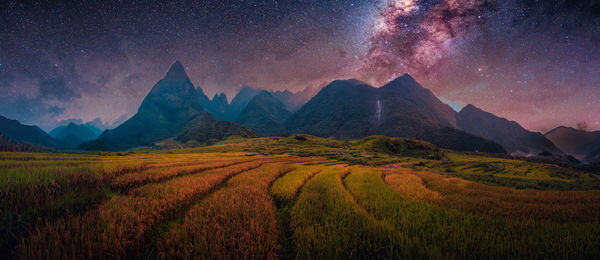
1;135;599;259
2;0;600;258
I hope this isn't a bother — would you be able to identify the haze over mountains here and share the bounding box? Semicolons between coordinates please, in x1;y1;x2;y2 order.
545;126;600;162
0;61;597;160
457;105;563;155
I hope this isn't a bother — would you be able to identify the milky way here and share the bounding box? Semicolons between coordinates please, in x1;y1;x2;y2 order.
0;0;598;132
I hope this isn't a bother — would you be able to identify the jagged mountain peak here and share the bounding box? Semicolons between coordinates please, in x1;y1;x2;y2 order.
212;93;228;102
461;104;478;111
382;73;422;90
163;60;188;81
333;78;368;86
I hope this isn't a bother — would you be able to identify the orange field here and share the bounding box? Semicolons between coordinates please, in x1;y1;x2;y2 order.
1;151;599;259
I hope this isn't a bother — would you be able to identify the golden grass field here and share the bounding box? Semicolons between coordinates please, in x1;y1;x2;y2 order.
1;136;600;259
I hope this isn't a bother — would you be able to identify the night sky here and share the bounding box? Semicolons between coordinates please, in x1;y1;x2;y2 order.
1;0;599;132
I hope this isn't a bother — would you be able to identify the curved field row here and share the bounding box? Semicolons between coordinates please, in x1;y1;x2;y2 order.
17;160;265;259
346;167;600;258
110;159;252;190
290;165;391;259
268;164;323;258
270;165;321;203
156;161;299;259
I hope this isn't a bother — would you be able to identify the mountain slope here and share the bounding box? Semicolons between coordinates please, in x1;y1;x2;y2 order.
235;91;291;136
83;123;103;136
285;79;375;138
49;126;66;137
56;133;84;149
457;104;563;155
80;61;255;150
545;126;600;161
0;115;56;147
285;76;505;153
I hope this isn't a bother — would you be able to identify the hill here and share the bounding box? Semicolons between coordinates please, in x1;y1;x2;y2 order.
175;112;257;144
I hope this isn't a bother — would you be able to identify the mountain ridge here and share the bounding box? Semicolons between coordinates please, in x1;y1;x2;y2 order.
284;77;506;153
457;104;562;155
544;126;600;161
80;61;255;150
235;91;291;136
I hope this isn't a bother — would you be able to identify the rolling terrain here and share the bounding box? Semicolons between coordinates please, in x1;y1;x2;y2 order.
1;136;599;259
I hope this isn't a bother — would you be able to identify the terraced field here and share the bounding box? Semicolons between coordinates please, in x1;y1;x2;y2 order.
1;148;599;259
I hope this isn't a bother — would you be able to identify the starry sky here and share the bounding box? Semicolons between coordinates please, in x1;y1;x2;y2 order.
0;0;599;132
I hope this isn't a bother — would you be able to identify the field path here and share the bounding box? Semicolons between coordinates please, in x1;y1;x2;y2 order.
155;160;301;259
17;160;266;259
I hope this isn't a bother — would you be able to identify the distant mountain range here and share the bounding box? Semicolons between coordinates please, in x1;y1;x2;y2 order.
545;126;600;162
284;76;505;153
0;115;57;147
49;123;101;149
1;60;597;158
50;122;99;141
201;86;315;121
0;116;97;149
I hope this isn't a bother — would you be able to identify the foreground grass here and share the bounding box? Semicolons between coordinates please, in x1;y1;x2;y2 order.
290;166;391;259
1;146;599;259
270;164;321;203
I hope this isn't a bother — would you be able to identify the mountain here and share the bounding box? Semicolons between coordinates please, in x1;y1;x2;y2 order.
457;104;563;155
284;76;505;153
544;126;600;161
235;91;291;136
80;61;255;150
50;122;99;141
0;115;56;147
